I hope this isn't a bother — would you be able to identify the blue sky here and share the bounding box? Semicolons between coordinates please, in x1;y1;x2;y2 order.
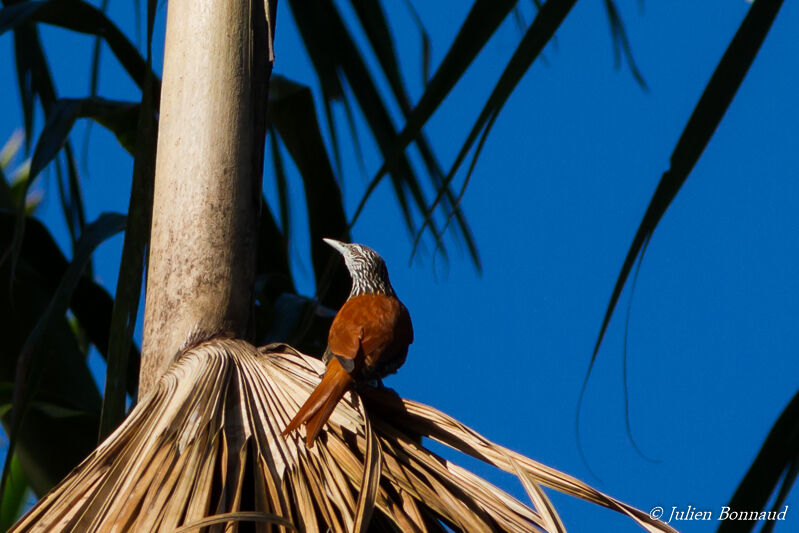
2;0;798;531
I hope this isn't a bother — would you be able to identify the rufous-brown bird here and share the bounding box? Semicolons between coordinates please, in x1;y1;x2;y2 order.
282;238;413;447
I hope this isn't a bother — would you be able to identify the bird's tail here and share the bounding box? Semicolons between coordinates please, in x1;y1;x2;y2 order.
282;357;355;447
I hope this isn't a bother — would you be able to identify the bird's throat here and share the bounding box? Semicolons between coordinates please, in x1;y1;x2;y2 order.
348;276;395;299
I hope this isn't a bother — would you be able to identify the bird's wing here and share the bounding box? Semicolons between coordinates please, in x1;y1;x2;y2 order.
327;294;411;373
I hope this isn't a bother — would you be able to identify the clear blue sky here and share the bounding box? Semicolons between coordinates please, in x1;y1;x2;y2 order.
2;1;798;531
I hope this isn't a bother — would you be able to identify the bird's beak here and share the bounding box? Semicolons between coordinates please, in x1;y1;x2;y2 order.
323;238;349;256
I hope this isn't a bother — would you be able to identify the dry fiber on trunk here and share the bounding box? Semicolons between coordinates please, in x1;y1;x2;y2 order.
12;339;675;532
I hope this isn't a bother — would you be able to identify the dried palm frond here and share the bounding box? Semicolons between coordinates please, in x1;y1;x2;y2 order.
11;338;675;532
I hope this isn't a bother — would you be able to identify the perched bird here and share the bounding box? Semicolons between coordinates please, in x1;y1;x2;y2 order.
282;238;413;447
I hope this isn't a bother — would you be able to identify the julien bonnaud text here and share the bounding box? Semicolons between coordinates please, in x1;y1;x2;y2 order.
663;505;788;525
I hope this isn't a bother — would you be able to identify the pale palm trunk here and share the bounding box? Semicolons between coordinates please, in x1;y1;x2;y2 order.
140;0;274;396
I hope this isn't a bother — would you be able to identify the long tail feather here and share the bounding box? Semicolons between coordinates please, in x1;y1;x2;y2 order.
282;358;354;447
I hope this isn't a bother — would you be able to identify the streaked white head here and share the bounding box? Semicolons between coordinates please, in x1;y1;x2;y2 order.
323;238;395;298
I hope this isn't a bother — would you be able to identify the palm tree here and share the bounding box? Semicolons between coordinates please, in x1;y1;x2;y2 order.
0;0;790;531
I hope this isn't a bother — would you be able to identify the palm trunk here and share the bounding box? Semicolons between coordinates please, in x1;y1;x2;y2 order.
140;0;275;396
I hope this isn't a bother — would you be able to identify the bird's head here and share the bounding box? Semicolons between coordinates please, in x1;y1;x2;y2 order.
323;238;395;297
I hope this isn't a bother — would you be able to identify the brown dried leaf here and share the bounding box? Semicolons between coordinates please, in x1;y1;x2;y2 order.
11;339;675;533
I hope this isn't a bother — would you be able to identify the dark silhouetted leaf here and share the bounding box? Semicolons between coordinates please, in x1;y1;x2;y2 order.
579;0;784;477
7;100;128;293
59;145;86;251
2;212;126;499
349;0;411;112
0;166;10;209
717;391;799;533
412;0;576;265
0;455;28;530
344;0;478;266
29;98;139;182
269;75;351;308
268;127;290;247
289;2;413;229
4;21;58;277
350;0;517;226
0;212;140;388
400;0;432;85
0;214;104;496
0;1;43;34
288;0;451;264
591;0;784;364
603;0;647;89
4;15;93;284
99;0;159;439
88;0;111;97
0;0;160;98
9;17;57;151
255;196;296;307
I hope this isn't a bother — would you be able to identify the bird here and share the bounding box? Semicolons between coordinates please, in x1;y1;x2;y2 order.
282;238;413;447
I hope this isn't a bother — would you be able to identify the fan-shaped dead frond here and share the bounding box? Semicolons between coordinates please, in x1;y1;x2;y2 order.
11;339;675;532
